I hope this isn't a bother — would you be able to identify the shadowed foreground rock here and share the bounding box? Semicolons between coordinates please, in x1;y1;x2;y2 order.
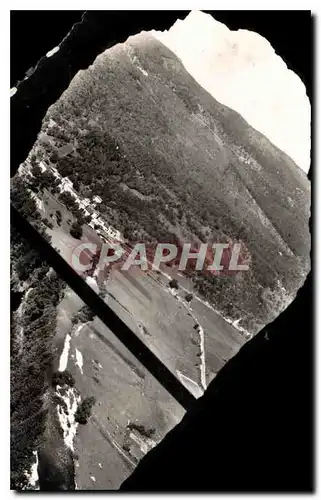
120;272;313;492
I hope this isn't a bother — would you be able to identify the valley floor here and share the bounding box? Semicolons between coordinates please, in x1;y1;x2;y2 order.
29;195;246;490
48;229;245;489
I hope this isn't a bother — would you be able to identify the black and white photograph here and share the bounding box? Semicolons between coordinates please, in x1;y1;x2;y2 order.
9;7;313;492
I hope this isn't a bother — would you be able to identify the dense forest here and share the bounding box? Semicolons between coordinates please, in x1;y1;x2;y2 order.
10;177;66;490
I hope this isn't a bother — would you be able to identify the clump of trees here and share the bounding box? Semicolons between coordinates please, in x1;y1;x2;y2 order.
29;164;60;195
72;305;95;325
51;371;75;388
44;219;53;230
11;176;41;223
50;151;59;163
127;422;156;439
58;192;89;226
69;221;82;239
58;191;78;212
75;396;96;424
55;210;62;226
10;178;67;489
11;178;52;281
11;249;65;489
185;293;193;303
169;279;179;290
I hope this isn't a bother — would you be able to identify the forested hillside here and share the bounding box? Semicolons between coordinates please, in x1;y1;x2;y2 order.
11;179;66;490
23;33;310;332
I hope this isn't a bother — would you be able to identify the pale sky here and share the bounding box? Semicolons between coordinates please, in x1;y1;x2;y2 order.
152;10;310;173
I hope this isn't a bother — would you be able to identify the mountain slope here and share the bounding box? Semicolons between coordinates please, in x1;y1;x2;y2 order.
35;33;310;332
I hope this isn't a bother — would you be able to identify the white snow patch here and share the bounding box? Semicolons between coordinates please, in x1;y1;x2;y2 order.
129;432;156;455
223;315;252;338
17;287;33;317
46;46;60;58
75;347;84;374
58;334;71;372
98;463;103;469
24;450;39;490
196;324;207;390
74;323;84;337
90;476;96;482
176;370;203;398
137;66;148;76
56;385;81;451
176;293;207;391
10;87;17;97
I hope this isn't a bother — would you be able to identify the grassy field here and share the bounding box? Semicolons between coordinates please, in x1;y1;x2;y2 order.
51;291;186;489
50;251;245;489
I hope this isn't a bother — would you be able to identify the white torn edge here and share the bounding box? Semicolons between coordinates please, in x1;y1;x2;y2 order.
11;13;83;98
46;46;60;58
